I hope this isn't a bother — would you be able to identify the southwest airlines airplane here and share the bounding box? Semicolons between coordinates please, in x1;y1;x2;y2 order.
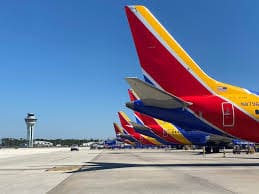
113;123;136;145
118;112;162;146
124;5;259;142
129;89;233;152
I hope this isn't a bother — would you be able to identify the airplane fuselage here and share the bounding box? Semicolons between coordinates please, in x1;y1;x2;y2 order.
128;93;259;142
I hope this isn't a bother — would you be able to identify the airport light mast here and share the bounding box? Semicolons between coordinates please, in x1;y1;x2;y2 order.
24;113;37;148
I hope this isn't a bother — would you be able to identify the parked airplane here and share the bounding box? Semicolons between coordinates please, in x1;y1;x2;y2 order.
125;5;259;142
129;89;233;152
113;122;137;145
118;111;162;146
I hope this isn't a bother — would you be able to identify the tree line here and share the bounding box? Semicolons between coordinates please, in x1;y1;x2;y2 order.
0;138;101;147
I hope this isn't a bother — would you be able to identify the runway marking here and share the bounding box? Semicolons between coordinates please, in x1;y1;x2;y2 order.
0;168;47;171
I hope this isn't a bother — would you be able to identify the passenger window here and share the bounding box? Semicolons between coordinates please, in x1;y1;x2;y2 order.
255;110;259;114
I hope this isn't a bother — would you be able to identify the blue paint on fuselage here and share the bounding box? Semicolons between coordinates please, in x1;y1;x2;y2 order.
134;127;177;146
135;113;210;145
176;127;209;145
130;100;228;137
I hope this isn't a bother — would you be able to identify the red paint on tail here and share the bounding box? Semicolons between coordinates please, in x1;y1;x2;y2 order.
113;123;121;135
125;6;211;97
118;112;135;135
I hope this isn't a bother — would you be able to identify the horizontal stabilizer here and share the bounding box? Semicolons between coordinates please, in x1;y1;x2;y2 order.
130;121;151;131
126;77;192;109
117;134;132;139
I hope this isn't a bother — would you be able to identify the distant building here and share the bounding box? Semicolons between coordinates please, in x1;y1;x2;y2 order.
34;140;53;147
82;142;95;147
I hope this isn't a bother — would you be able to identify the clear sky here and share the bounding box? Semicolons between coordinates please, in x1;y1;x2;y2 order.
0;0;259;139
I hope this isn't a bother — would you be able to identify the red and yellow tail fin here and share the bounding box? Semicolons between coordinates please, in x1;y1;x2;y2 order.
118;111;135;134
125;5;215;97
113;122;123;135
125;5;249;97
128;89;138;101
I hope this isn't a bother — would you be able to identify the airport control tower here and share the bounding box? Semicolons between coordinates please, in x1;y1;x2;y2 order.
24;113;37;148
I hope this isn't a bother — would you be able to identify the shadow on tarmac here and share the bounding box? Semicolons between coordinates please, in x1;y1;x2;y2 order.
191;152;259;159
224;156;259;160
69;161;259;173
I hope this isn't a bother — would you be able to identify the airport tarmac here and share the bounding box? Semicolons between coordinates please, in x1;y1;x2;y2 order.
1;148;259;194
0;147;102;194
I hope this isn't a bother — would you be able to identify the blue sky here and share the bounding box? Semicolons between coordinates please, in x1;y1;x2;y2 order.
0;1;259;139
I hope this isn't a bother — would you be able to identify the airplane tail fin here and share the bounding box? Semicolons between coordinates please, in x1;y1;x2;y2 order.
113;122;136;145
128;88;138;101
118;111;135;134
113;122;124;135
125;5;215;97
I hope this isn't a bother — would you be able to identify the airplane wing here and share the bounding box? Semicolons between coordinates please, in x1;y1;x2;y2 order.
125;77;192;109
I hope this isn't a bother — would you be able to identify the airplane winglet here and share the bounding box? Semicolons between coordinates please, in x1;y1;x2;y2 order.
125;77;192;109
